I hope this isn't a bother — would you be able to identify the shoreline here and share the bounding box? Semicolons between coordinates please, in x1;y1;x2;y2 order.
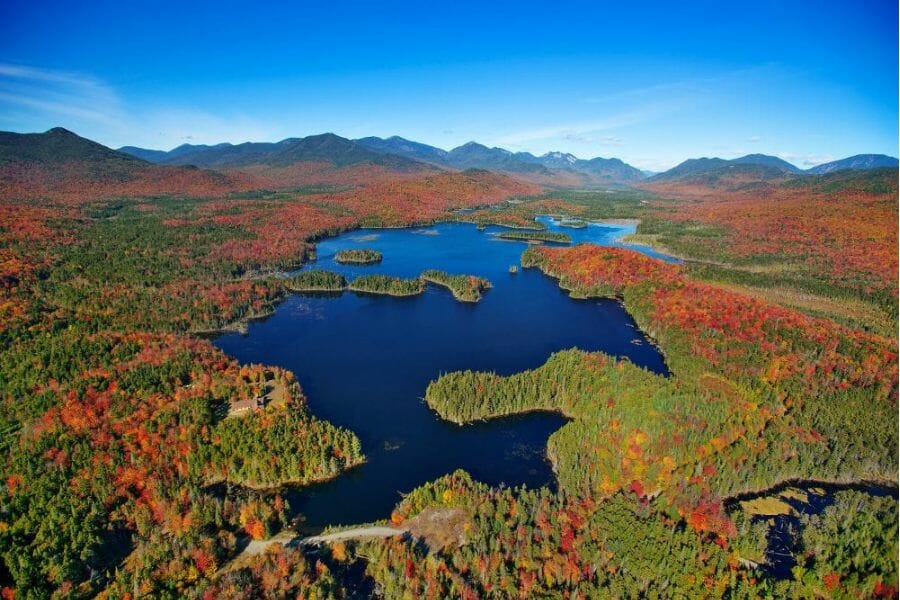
205;457;367;493
191;307;279;336
428;404;575;426
347;285;423;298
193;211;680;342
723;476;899;508
284;285;346;294
420;272;491;303
519;257;672;374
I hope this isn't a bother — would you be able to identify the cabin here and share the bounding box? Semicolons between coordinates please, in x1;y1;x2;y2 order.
229;395;266;416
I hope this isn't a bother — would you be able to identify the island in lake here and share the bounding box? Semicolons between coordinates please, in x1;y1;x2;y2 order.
2;7;897;595
421;269;492;302
497;230;572;243
335;248;383;264
349;273;424;296
286;269;348;292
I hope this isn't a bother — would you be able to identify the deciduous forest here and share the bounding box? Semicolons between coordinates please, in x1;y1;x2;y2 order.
0;125;895;598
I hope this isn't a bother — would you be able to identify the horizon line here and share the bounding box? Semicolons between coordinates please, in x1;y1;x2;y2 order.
13;125;899;172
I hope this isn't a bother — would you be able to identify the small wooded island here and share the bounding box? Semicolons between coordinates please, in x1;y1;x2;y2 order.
335;248;383;264
497;230;572;243
421;269;492;302
558;218;588;229
284;268;494;302
349;274;425;296
285;269;347;292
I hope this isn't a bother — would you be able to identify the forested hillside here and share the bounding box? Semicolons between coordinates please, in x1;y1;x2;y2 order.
0;129;533;597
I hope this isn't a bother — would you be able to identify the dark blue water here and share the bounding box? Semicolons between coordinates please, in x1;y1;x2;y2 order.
214;218;672;528
726;481;899;579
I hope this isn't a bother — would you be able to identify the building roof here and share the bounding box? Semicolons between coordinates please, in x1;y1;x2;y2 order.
230;396;266;413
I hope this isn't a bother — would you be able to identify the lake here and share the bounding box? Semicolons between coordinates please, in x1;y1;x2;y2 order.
214;217;674;528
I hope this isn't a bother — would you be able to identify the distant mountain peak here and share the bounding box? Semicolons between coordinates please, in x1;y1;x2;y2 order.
544;151;577;162
354;136;450;166
731;153;802;173
650;151;897;184
0;127;143;165
46;126;77;136
540;151;579;167
303;132;343;142
807;154;898;174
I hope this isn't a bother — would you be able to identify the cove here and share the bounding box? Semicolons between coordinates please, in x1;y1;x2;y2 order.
725;481;899;579
214;218;673;529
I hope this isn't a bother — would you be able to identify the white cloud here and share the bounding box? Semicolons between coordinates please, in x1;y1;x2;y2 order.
488;77;715;153
564;133;623;145
0;91;121;126
0;62;282;149
491;99;689;148
0;62;125;128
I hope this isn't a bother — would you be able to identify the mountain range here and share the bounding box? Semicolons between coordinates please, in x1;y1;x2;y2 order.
120;133;422;171
354;137;646;184
118;133;897;185
645;153;897;185
805;154;899;174
117;135;646;186
0;128;893;193
0;127;254;200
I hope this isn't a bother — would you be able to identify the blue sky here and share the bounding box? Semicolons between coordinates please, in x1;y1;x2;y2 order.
0;0;896;170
